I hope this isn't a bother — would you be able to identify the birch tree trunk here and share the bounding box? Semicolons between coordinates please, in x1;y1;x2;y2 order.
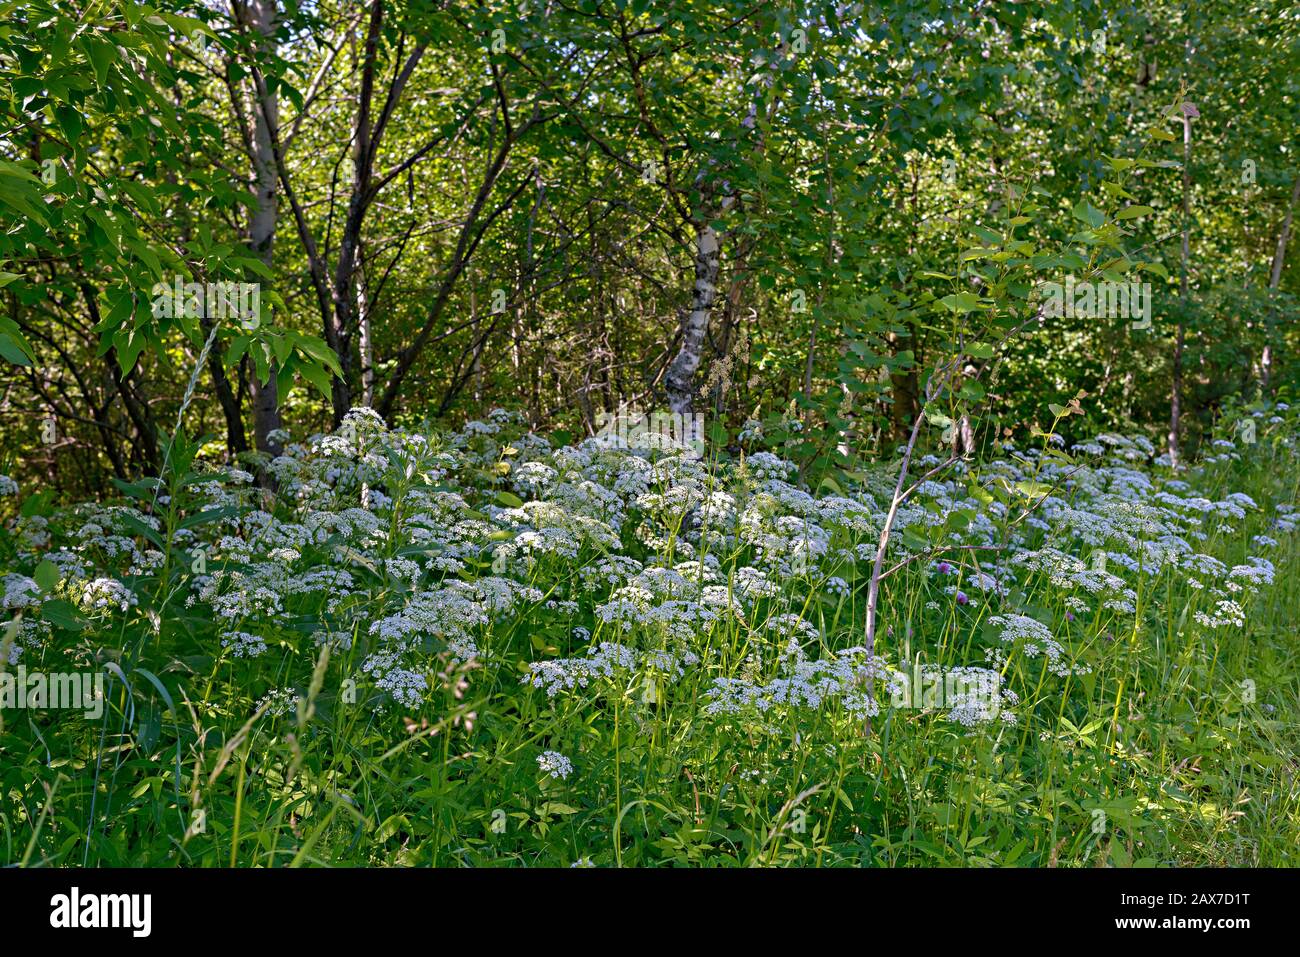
1268;172;1300;290
357;239;373;406
664;224;719;415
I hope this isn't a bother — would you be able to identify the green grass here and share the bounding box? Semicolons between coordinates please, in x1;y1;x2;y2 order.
1;410;1298;868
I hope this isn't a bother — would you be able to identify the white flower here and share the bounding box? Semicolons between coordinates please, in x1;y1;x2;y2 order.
2;574;42;609
222;630;268;658
74;577;138;613
537;751;573;780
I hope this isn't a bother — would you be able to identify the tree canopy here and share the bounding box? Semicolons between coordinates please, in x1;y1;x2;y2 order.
1;0;1298;491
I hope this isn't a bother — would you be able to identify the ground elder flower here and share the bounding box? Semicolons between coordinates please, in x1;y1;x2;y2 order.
524;642;639;696
222;630;268;658
362;651;428;708
744;451;795;481
704;644;897;721
12;402;1294;819
537;751;573;779
986;613;1087;676
1228;558;1274;593
2;574;41;609
1194;599;1246;629
732;566;780;602
899;665;1019;727
74;577;138;613
257;687;302;717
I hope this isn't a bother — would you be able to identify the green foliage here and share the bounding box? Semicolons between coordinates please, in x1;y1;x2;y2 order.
1;406;1298;867
2;0;1296;496
0;0;1298;870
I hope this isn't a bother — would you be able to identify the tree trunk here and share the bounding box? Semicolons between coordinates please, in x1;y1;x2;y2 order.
888;329;920;444
247;0;284;456
1169;100;1192;468
1268;171;1300;290
664;225;719;415
357;239;374;406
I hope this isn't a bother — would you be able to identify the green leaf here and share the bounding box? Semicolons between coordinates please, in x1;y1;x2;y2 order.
1071;200;1105;229
0;332;33;366
537;802;580;816
84;37;118;86
115;327;148;375
112;477;156;500
179;506;239;530
1115;205;1155;220
119;513;165;549
41;599;88;632
296;358;335;401
1014;480;1052;499
938;292;981;313
33;559;61;592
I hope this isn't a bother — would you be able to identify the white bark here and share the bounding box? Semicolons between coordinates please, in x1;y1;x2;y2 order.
1268;171;1300;290
357;239;373;406
664;225;719;414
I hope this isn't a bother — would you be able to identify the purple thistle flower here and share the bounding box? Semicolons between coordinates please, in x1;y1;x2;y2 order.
955;591;969;605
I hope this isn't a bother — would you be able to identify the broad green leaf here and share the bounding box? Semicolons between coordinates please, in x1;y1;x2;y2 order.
938;292;981;313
